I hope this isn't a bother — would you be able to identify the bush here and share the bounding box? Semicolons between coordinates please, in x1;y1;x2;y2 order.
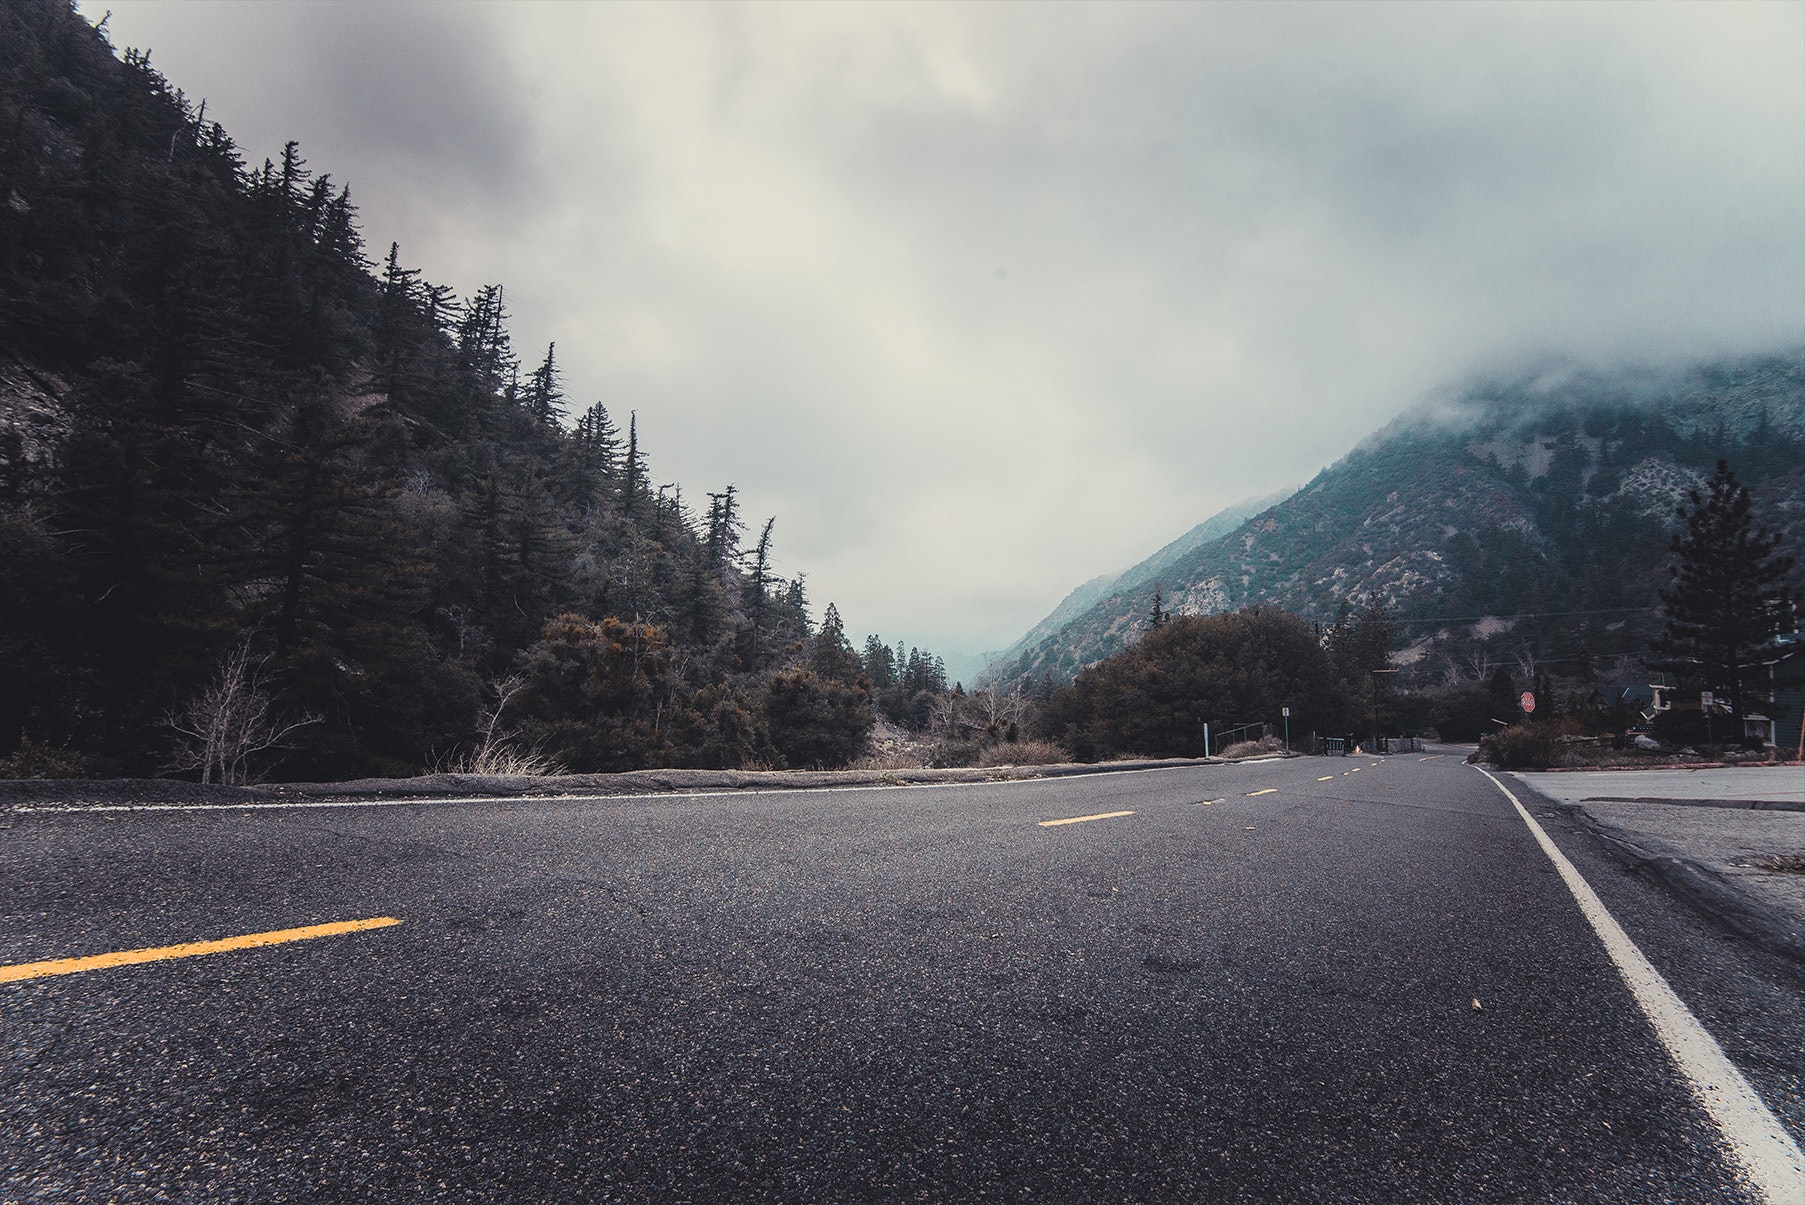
1650;707;1712;749
1040;608;1338;759
1220;736;1284;760
0;732;89;779
1426;686;1506;743
765;669;874;770
976;740;1070;767
1476;725;1563;770
926;738;982;768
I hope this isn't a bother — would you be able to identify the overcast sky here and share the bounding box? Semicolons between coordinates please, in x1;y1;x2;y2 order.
84;1;1805;656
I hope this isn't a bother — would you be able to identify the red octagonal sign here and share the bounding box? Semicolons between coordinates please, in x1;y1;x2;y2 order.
1519;691;1535;714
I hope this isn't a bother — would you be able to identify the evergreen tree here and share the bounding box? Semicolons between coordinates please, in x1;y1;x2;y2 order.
524;342;564;429
1148;587;1168;630
1652;460;1795;721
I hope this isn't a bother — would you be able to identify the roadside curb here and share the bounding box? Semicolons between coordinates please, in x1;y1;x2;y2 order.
1505;775;1805;967
0;757;1226;811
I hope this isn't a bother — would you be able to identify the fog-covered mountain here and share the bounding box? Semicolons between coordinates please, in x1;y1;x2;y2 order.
998;352;1805;687
989;490;1291;681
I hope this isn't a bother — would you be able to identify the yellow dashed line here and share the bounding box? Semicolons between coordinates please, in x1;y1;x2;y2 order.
0;917;402;983
1039;810;1135;827
1419;755;1443;761
1247;788;1277;797
1317;775;1334;781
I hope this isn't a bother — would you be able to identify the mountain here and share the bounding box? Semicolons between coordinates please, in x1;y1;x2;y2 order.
993;489;1291;680
999;352;1805;688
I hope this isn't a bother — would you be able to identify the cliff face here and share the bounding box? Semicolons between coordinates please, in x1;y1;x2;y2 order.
1000;352;1805;687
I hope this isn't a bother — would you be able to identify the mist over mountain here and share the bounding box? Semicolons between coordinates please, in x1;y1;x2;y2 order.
999;351;1805;688
990;489;1290;680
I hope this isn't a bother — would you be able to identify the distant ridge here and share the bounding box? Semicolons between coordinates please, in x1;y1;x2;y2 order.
996;351;1805;688
992;488;1293;679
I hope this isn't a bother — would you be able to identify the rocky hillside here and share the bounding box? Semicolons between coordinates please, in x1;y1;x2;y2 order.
993;489;1289;678
1000;352;1805;687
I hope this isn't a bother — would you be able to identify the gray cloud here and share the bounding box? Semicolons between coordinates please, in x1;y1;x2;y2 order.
87;1;1805;653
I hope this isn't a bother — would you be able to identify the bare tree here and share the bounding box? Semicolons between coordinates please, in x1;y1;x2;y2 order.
1460;647;1494;683
167;642;319;785
446;675;562;777
934;682;1029;744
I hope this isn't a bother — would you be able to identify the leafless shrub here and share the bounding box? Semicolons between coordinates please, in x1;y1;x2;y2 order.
1220;736;1285;760
166;643;319;785
440;675;564;777
976;740;1070;767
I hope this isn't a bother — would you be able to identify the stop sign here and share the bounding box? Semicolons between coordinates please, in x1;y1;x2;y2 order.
1520;691;1535;714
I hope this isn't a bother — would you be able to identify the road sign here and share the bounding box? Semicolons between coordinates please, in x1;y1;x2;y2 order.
1281;707;1290;717
1700;691;1714;709
1519;692;1535;714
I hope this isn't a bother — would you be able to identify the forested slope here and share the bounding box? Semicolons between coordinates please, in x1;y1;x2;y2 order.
0;0;872;778
1001;354;1805;687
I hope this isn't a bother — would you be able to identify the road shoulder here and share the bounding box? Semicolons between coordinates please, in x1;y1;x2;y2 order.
1510;768;1805;966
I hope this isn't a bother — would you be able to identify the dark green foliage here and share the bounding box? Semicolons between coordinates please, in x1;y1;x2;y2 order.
854;636;947;731
0;5;877;779
808;603;864;683
1425;686;1506;743
1037;608;1339;761
0;731;90;779
1476;725;1562;770
1649;707;1713;749
764;669;874;770
1651;461;1795;720
1001;355;1805;692
512;614;675;772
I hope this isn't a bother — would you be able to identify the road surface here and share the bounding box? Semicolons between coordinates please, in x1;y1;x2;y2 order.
4;753;1802;1201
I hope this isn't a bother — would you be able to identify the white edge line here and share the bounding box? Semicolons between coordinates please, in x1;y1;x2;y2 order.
1476;766;1805;1203
8;763;1212;815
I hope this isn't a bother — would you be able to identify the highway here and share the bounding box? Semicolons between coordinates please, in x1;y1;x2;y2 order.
4;752;1802;1202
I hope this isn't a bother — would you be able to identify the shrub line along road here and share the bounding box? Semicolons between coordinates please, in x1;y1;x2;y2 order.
4;753;1803;1202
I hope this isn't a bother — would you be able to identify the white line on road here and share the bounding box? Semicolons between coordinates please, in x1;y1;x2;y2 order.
1477;767;1805;1203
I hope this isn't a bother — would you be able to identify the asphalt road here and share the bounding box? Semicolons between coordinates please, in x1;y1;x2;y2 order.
4;752;1802;1202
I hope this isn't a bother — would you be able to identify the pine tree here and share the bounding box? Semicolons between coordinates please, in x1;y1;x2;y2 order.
1652;460;1795;721
524;342;564;429
622;411;646;513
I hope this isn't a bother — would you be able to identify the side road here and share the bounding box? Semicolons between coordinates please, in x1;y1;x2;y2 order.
1511;763;1805;965
0;755;1227;811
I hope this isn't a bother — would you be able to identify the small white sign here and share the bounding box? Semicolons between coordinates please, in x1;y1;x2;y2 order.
1700;691;1714;709
1282;707;1290;717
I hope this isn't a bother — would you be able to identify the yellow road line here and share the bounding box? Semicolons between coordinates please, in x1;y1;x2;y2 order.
1247;788;1277;797
0;917;401;983
1317;775;1334;781
1347;768;1360;773
1419;755;1443;761
1039;810;1135;827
